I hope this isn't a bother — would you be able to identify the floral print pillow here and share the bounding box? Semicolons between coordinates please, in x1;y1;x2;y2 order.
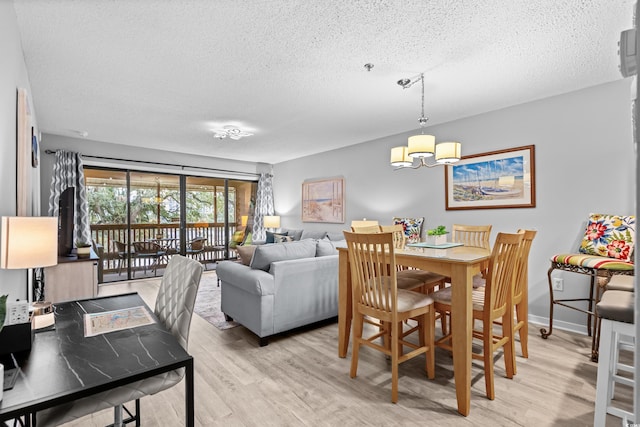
578;213;635;263
392;217;424;244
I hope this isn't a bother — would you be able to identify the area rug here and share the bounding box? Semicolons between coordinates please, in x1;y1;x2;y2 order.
194;271;239;330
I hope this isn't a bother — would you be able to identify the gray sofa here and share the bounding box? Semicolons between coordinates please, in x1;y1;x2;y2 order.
217;235;343;346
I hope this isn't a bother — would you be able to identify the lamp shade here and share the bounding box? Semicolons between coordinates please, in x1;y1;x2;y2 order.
408;134;435;158
435;142;462;164
1;216;58;269
390;146;412;167
263;215;281;229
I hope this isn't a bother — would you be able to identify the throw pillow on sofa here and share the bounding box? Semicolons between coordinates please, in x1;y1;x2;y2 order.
275;235;294;243
266;230;288;244
280;228;303;241
301;230;328;240
250;239;317;271
316;239;338;257
236;245;256;265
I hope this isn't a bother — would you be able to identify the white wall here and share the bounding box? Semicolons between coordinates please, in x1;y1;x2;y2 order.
273;79;636;334
0;0;38;300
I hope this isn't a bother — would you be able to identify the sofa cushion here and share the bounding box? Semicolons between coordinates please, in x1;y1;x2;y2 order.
578;213;635;262
280;228;303;241
326;231;344;241
301;230;328;240
266;230;288;244
316;239;338;257
250;239;317;271
236;245;256;265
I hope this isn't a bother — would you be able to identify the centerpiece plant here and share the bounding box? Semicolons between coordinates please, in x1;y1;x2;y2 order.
426;225;449;245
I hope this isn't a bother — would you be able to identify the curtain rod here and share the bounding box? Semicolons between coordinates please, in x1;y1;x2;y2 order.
44;149;261;178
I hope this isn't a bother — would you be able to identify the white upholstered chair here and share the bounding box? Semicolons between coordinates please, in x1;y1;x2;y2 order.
35;255;204;426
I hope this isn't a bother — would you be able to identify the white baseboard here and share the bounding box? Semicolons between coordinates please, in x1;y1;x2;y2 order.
529;315;590;336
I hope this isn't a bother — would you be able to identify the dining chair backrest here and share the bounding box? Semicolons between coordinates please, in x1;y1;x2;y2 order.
343;231;399;319
155;254;204;349
484;232;523;320
188;237;207;251
513;229;537;304
379;224;406;249
114;240;127;254
452;224;492;250
350;225;381;233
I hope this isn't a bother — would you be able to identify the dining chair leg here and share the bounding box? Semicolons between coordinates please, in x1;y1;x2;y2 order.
503;313;516;379
484;320;496;401
391;320;400;403
516;302;529;358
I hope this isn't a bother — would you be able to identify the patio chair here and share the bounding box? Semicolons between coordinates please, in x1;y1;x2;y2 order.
132;241;167;277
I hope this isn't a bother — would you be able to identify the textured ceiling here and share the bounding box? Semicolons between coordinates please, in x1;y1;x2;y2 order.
13;0;634;165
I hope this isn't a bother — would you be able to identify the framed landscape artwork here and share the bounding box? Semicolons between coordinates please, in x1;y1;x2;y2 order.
445;145;536;210
302;177;344;223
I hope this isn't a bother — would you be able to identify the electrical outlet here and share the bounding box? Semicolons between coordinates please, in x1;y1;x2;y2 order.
552;278;564;291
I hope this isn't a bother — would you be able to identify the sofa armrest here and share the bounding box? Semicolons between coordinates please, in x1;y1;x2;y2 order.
217;261;275;296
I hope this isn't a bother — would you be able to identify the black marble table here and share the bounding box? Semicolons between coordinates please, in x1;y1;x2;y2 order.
0;293;194;426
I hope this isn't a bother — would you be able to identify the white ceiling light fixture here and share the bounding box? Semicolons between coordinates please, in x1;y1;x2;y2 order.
213;125;253;140
390;73;461;169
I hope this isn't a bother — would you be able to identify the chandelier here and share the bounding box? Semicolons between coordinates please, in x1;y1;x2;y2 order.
213;125;253;140
390;73;461;169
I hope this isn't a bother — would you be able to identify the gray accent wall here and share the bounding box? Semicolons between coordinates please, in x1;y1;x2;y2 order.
272;79;636;334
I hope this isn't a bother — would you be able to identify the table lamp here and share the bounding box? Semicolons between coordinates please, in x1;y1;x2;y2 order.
1;216;58;303
0;216;58;355
263;215;281;231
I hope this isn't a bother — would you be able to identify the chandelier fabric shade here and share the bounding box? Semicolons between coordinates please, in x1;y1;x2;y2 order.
408;134;435;158
390;73;462;169
390;146;413;167
435;142;462;164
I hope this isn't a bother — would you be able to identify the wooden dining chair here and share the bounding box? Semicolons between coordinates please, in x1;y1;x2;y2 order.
451;223;492;250
431;232;523;400
380;224;448;294
512;229;537;361
343;231;436;403
350;224;381;233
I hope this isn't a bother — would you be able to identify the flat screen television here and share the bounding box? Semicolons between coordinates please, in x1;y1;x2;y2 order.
57;186;75;257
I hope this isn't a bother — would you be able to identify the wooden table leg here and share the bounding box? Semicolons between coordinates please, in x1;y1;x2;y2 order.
338;249;351;358
450;264;473;416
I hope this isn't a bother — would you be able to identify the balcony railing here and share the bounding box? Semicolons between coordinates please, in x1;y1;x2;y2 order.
91;222;239;279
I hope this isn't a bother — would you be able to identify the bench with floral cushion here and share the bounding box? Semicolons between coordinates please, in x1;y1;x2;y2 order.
541;213;635;361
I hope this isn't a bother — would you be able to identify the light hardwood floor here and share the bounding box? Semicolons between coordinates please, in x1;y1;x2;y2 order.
56;272;631;427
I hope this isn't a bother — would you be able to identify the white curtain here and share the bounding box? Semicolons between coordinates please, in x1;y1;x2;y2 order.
47;150;91;244
252;173;274;241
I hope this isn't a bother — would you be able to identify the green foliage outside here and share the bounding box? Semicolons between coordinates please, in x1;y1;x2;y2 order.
87;185;236;224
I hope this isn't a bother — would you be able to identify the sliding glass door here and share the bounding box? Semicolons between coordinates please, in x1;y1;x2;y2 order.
85;167;257;283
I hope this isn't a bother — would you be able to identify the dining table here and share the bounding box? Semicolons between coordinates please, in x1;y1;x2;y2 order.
337;244;491;417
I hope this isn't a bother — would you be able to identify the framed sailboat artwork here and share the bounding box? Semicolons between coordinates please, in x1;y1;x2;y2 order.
445;145;536;210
